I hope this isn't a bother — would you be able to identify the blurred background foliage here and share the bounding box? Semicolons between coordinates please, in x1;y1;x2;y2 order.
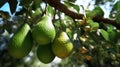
0;0;120;67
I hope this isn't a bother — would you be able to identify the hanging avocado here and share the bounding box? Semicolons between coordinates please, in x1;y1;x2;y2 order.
37;44;55;64
8;23;33;58
52;31;73;59
31;15;56;45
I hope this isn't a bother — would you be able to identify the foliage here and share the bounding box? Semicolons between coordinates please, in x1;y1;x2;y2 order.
0;0;120;67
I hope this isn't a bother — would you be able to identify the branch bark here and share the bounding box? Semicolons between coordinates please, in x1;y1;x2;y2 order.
44;0;83;19
45;0;120;29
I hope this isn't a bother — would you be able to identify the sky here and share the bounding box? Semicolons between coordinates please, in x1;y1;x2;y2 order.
0;3;10;12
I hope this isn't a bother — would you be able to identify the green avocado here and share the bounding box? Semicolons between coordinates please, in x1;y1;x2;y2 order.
37;44;55;64
8;23;33;58
31;15;56;45
52;31;73;59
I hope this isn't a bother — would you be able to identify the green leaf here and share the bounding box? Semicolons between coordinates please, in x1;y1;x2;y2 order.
113;1;120;10
66;28;72;39
64;1;80;13
107;25;118;43
99;22;107;31
73;5;80;13
87;20;99;31
100;29;110;41
61;20;67;31
108;30;117;43
8;0;18;14
116;12;120;23
107;25;115;31
111;1;120;22
54;19;60;30
32;0;43;10
30;8;42;18
110;1;120;18
89;32;100;43
86;6;104;19
46;5;55;17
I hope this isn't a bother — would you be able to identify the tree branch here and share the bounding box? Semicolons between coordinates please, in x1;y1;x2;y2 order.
93;17;120;29
44;0;83;19
45;0;120;29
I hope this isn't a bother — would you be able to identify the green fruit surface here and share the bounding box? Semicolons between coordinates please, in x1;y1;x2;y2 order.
37;45;55;64
8;23;33;58
32;15;56;45
52;31;73;59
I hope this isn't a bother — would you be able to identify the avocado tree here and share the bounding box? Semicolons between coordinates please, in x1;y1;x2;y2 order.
0;0;120;67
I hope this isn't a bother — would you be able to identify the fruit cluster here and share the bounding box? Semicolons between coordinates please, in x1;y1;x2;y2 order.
7;15;73;64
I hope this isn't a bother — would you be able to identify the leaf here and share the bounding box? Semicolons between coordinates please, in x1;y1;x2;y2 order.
8;0;18;14
46;5;55;17
116;9;120;23
110;1;120;18
113;1;120;10
89;32;100;43
86;6;104;19
66;28;72;39
107;25;115;31
107;26;118;43
61;20;67;31
100;29;110;41
30;8;42;18
87;20;99;31
110;1;120;21
0;0;8;8
116;1;120;23
64;1;80;13
73;5;80;13
99;22;107;30
32;0;42;10
108;30;117;43
83;55;92;61
79;47;88;54
54;19;60;30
